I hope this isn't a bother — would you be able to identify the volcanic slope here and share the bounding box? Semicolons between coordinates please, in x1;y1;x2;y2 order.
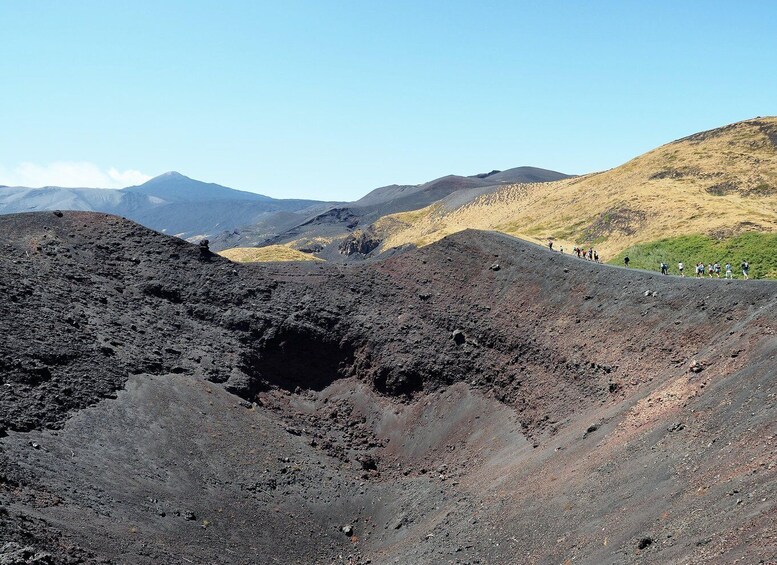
0;211;775;564
375;117;777;261
213;166;571;257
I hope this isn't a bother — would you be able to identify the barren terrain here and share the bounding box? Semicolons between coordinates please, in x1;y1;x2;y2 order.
1;211;775;564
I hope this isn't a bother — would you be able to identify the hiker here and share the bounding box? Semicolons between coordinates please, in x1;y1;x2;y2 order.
594;250;599;262
714;263;721;278
678;262;684;276
707;263;714;277
588;248;593;260
725;262;733;279
660;262;668;275
741;260;750;279
696;263;704;278
548;240;553;251
559;245;564;254
624;256;630;267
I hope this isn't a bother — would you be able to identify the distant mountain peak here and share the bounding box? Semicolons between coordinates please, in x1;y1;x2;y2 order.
123;171;273;203
150;171;187;181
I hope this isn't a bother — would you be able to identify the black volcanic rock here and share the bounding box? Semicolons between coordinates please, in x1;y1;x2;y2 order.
0;211;775;564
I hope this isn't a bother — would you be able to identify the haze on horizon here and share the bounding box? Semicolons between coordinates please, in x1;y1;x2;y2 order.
1;1;776;200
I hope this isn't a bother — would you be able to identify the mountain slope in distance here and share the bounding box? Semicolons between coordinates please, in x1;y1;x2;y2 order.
374;117;777;271
228;166;572;259
0;171;337;241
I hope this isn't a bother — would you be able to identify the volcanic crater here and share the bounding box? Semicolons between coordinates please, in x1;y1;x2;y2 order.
1;211;775;564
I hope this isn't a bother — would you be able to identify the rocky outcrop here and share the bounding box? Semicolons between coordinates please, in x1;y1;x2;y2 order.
338;231;382;256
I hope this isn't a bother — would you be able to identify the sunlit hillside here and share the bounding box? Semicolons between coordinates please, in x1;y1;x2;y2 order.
376;117;777;265
218;245;323;262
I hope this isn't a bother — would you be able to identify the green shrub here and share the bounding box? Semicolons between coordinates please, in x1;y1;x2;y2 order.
609;232;777;279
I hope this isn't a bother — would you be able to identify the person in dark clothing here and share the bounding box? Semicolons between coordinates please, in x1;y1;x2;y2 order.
624;256;630;267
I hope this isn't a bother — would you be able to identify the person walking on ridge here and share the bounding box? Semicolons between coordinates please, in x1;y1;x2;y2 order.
725;262;733;279
741;260;750;279
678;261;684;276
624;256;630;267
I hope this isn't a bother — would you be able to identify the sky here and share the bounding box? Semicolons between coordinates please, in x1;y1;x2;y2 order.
2;1;776;200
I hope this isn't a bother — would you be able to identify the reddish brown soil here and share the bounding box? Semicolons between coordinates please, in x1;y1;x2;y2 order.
0;211;775;564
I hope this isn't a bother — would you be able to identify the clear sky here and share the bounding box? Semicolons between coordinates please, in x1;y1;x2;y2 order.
2;1;776;199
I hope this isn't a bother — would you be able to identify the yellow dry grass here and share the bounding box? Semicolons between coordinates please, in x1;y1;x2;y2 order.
218;245;323;263
376;117;777;259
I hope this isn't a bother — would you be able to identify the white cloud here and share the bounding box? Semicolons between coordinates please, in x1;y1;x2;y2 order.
0;161;151;188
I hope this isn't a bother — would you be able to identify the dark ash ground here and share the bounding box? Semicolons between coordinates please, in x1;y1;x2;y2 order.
1;211;775;564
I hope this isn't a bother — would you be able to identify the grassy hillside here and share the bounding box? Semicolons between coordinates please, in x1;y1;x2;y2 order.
609;232;777;279
218;245;323;263
375;117;777;272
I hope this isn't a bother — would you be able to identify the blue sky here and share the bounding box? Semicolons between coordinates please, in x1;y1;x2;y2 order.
2;1;776;199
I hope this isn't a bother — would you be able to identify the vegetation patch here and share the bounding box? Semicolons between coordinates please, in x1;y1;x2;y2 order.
744;182;776;197
218;245;323;263
609;232;777;278
706;181;739;196
649;166;704;180
753;119;777;148
581;207;647;243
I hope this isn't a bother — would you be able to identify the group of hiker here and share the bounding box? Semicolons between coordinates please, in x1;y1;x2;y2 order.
547;240;601;262
572;246;600;262
549;240;752;279
643;259;750;279
673;261;750;279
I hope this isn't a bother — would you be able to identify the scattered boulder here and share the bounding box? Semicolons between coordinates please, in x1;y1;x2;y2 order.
342;525;353;536
359;455;379;471
223;368;255;398
0;542;55;564
452;329;466;345
689;360;704;373
637;537;653;550
489;262;501;271
198;239;211;258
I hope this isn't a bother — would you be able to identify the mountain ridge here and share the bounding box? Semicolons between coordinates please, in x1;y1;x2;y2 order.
0;171;336;240
216;165;572;256
371;116;777;269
